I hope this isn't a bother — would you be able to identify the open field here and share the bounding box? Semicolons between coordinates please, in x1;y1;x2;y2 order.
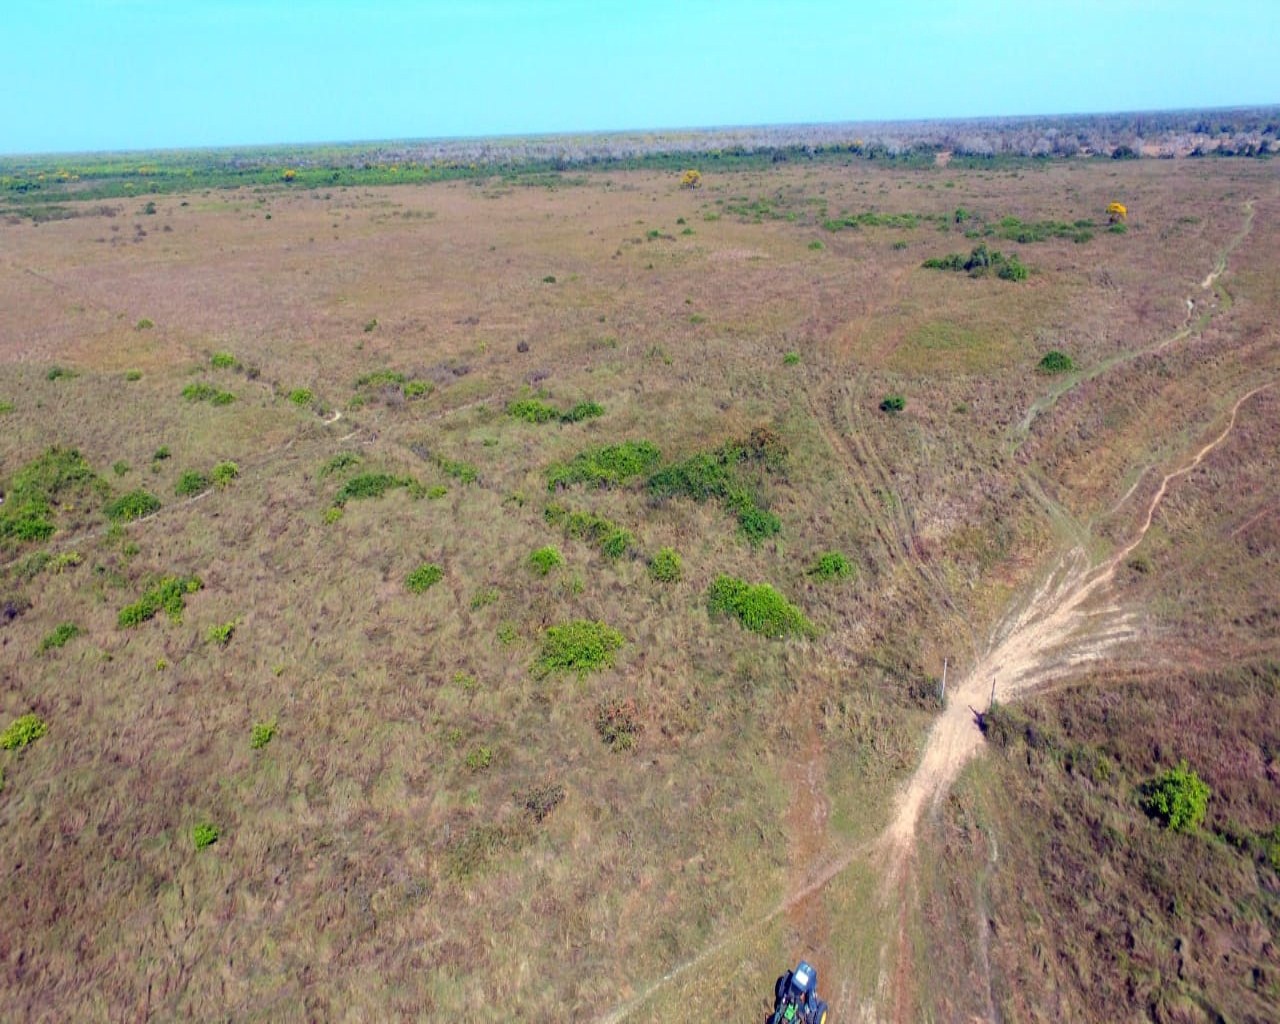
2;147;1277;1021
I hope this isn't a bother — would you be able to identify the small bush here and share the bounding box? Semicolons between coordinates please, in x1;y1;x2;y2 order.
649;546;682;583
807;240;824;251
288;388;313;406
46;366;76;381
118;575;202;628
152;446;171;461
136;318;154;330
1038;350;1075;374
112;460;130;477
497;622;519;646
706;575;814;638
1;713;48;750
434;456;478;484
404;380;433;399
427;484;447;499
783;351;801;365
546;440;661;490
0;400;13;414
465;747;493;772
209;351;238;369
809;551;855;581
1108;221;1128;234
175;471;211;497
923;243;1027;281
125;370;143;382
544;504;635;559
521;782;565;822
528;546;564;576
560;400;604;423
105;490;162;521
1142;760;1210;832
879;394;906;414
542;275;557;284
333;473;416;506
39;622;81;652
182;382;235;405
322;506;344;525
211;462;239;488
405;563;444;593
250;721;276;749
470;587;500;610
192;823;219;850
537;620;625;676
205;621;236;646
363;318;378;332
318;452;361;477
508;398;560;424
595;698;641;751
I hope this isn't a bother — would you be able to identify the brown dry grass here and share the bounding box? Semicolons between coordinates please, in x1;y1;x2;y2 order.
1;156;1277;1021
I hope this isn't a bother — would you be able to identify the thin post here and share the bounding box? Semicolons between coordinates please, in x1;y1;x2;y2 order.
939;657;948;704
989;677;996;711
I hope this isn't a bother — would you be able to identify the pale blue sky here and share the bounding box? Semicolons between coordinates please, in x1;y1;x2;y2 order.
7;0;1278;154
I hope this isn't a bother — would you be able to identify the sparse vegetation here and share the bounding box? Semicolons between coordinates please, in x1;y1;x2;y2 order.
923;243;1028;280
318;451;361;477
205;620;236;646
595;698;641;751
508;397;605;424
1;447;107;544
181;381;235;405
333;473;419;506
39;622;81;652
117;575;202;627
544;503;635;558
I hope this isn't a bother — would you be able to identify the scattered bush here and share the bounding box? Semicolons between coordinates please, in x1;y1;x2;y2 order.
1038;350;1075;374
509;398;605;425
544;503;635;559
879;394;906;414
542;275;557;284
807;240;824;250
404;380;433;399
205;621;236;646
209;351;238;369
432;454;478;484
546;440;661;490
1;713;48;750
135;318;154;330
809;551;855;581
528;546;565;576
537;620;625;676
174;471;211;497
333;473;417;506
117;575;202;628
322;506;344;525
39;622;81;652
496;622;519;646
1142;760;1210;832
405;563;444;593
706;575;814;638
319;452;361;477
288;388;313;406
250;721;276;749
192;823;219;850
923;243;1027;280
595;698;641;751
105;489;162;521
649;546;682;583
181;382;235;405
212;462;239;487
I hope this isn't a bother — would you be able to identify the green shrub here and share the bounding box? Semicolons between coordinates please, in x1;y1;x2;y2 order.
809;551;855;580
192;823;219;850
333;473;416;506
209;351;238;369
1;713;48;750
725;490;782;544
0;400;14;414
496;622;519;646
174;471;211;497
561;401;604;423
205;621;236;646
136;318;154;330
112;460;130;477
318;452;361;477
46;366;76;381
105;490;162;521
1142;760;1210;832
465;747;493;772
706;575;814;638
508;398;560;424
1;447;107;544
879;394;906;414
118;575;202;628
250;721;277;749
595;698;641;751
363;318;378;333
427;484;448;499
152;446;171;461
1108;221;1128;234
125;370;143;382
434;456;478;484
39;622;81;652
546;440;661;490
322;506;344;525
355;369;406;389
783;351;801;365
542;275;556;284
1038;350;1075;374
212;462;239;487
544;503;635;559
405;563;444;593
537;620;625;676
288;388;313;406
404;379;433;399
528;546;564;575
807;240;824;250
649;546;682;583
182;382;235;405
923;243;1027;281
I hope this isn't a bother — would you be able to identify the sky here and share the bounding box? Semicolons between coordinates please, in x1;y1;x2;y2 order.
6;0;1278;155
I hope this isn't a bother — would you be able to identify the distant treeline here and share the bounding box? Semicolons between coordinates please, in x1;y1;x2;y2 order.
3;106;1276;216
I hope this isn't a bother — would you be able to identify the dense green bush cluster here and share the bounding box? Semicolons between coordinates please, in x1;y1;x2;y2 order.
117;575;203;627
508;398;605;424
181;381;236;405
1;713;48;750
1142;760;1210;832
648;546;682;582
536;620;625;676
706;575;814;638
923;243;1028;280
647;429;785;545
544;503;635;558
104;489;162;522
1;447;106;544
879;394;906;414
546;440;661;490
333;472;419;506
405;563;444;593
1037;350;1075;374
